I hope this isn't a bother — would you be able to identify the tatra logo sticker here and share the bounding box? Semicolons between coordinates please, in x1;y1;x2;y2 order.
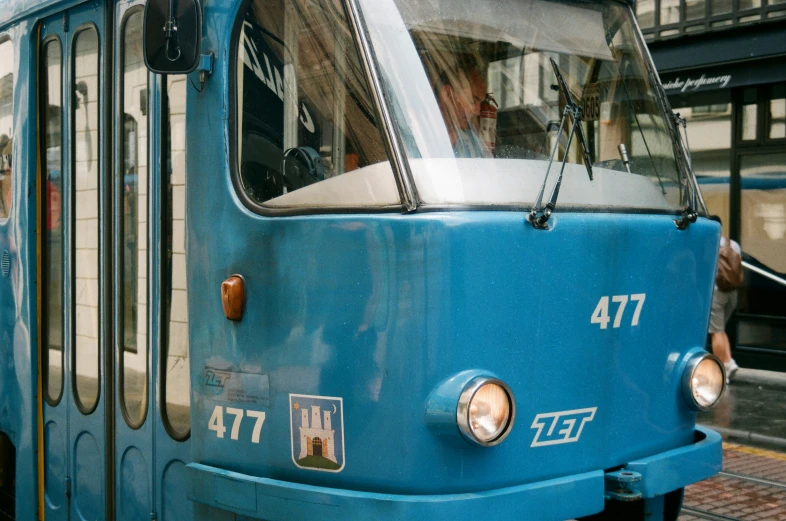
290;394;345;472
530;407;597;447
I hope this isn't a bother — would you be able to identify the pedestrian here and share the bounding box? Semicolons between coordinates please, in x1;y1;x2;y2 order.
708;215;743;383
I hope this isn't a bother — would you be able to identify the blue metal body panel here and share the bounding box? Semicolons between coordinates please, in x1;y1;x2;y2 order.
186;463;605;520
184;426;720;520
0;0;723;519
626;425;723;499
0;15;38;521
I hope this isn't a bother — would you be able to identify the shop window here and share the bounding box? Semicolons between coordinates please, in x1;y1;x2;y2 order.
768;85;785;139
741;105;757;141
710;0;733;14
678;98;733;233
660;0;681;24
686;0;706;19
635;0;786;40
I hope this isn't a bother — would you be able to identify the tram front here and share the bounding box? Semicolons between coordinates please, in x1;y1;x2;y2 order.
182;0;726;520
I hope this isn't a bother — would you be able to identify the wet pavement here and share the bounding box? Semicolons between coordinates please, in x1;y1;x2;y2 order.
684;368;786;520
699;369;786;450
680;443;786;521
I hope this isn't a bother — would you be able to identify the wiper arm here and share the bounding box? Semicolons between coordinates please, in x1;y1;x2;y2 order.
550;59;593;182
528;59;594;229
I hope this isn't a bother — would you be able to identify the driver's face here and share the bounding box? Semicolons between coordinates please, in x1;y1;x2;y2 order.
452;71;486;129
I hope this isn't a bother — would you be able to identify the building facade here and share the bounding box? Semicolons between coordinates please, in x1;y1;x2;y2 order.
636;2;786;370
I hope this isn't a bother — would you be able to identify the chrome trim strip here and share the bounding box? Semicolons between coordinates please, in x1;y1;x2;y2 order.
343;0;419;212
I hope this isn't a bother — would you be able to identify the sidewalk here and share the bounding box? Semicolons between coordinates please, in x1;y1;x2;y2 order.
698;368;786;452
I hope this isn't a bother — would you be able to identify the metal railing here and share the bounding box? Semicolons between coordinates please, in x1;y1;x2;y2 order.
743;261;786;288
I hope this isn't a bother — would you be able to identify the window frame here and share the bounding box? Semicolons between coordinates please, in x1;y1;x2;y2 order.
41;34;65;407
228;0;408;217
70;22;102;416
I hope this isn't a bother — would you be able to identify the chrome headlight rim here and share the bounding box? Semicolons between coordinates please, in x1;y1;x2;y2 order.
456;376;516;447
682;352;726;411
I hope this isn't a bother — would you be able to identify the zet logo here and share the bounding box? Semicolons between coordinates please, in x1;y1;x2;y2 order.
530;407;597;447
289;394;345;472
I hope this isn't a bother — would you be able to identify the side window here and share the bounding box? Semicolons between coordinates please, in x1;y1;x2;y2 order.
120;10;149;428
43;38;64;404
163;75;190;439
73;26;101;413
236;0;398;209
0;39;14;219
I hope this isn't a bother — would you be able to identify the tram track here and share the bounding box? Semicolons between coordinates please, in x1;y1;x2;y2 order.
717;470;786;491
681;506;744;521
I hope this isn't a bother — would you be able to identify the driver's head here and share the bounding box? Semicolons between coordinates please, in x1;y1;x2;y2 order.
437;59;486;132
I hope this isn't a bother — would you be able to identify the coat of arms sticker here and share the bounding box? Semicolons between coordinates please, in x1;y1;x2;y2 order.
289;394;345;472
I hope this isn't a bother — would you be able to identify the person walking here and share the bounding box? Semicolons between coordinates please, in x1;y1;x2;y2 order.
709;215;743;382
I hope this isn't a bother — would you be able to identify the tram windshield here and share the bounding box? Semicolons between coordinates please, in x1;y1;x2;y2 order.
235;0;692;212
361;0;689;211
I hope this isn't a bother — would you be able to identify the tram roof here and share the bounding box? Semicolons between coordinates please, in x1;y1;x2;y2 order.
0;0;76;31
1;0;636;35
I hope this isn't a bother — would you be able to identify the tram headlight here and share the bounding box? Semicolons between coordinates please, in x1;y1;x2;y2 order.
457;377;515;446
682;353;726;410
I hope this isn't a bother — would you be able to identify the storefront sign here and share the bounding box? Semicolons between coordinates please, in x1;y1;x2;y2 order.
662;74;732;93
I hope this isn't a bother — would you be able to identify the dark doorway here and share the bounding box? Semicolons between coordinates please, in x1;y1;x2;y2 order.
312;437;322;457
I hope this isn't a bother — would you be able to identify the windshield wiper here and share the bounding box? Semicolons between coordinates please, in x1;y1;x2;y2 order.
528;58;594;229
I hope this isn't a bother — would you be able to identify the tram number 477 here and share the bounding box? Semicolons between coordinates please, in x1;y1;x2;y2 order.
591;294;646;329
208;405;266;443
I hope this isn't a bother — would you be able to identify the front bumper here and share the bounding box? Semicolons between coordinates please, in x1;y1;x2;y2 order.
187;426;722;521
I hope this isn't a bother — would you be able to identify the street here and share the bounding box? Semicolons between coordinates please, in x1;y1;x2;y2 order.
684;369;786;520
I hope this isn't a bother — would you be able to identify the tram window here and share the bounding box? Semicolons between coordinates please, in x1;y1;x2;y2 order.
0;39;13;219
120;10;149;428
163;76;190;439
357;0;686;210
236;0;398;209
42;39;64;404
73;27;101;414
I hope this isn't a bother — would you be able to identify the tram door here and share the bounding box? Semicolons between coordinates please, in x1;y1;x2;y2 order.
39;3;192;520
40;4;109;521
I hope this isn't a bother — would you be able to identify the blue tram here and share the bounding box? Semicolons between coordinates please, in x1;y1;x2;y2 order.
0;0;727;519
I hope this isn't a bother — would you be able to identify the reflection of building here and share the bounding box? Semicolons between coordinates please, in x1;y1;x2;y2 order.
635;4;786;370
298;405;337;463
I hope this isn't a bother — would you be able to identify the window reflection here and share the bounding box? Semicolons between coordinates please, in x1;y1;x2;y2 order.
43;39;64;403
0;41;13;219
121;11;148;427
636;0;655;28
164;76;190;438
73;28;101;413
737;153;786;351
